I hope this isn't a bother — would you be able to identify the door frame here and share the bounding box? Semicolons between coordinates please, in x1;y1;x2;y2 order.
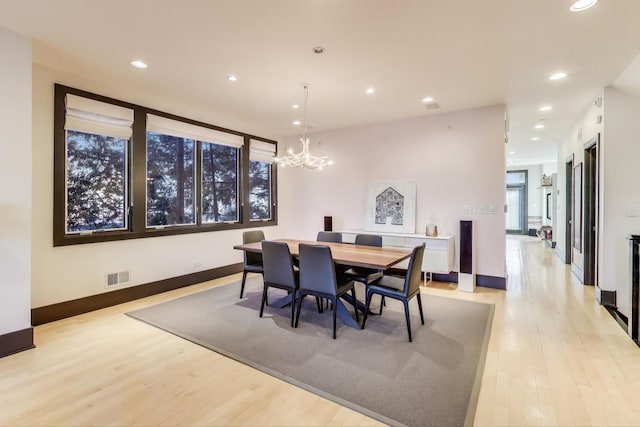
583;134;600;286
565;154;574;265
506;170;528;235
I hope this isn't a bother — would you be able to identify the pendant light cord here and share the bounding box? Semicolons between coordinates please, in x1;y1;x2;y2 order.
302;83;309;141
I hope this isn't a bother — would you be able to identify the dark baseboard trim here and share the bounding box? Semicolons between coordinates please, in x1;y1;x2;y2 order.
597;287;617;307
389;269;506;290
476;275;507;290
432;272;459;283
0;327;35;358
32;263;244;326
604;305;629;334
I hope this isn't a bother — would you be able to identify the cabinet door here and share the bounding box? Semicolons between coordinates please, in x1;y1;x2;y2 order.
423;249;449;273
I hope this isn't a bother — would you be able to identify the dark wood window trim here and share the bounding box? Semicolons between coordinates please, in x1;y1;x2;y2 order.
53;84;278;246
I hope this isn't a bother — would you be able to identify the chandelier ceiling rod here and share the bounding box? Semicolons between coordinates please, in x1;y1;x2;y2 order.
273;83;334;170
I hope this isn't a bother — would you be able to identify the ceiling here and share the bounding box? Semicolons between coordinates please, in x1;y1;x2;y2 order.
1;0;639;166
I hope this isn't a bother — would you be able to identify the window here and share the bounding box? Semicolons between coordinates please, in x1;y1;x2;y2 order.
248;160;271;220
54;85;277;245
202;142;238;223
63;94;133;234
66;131;128;232
248;139;275;220
146;132;195;226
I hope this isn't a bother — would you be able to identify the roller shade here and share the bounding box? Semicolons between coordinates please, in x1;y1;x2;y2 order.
250;139;276;164
147;114;243;148
65;94;134;139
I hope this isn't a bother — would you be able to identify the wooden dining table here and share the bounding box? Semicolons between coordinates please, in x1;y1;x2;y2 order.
233;239;412;329
233;238;412;270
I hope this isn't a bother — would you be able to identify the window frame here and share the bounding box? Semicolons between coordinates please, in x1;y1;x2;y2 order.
53;84;278;246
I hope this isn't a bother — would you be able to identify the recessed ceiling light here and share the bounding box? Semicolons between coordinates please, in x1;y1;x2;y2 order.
535;124;545;129
312;46;325;54
227;75;238;82
292;104;300;109
422;97;434;103
292;120;302;126
539;105;553;112
509;151;515;154
550;72;567;80
130;60;148;69
366;87;375;95
570;0;597;12
531;137;540;141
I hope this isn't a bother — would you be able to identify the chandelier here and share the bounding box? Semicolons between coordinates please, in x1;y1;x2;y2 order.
274;83;334;170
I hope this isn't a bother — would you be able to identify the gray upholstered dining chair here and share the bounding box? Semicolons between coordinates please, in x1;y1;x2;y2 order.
240;230;265;299
344;234;385;314
317;231;347;276
361;243;425;342
316;231;342;243
295;243;358;339
260;240;299;327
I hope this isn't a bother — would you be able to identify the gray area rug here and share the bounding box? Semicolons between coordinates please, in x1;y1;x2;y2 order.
127;277;494;427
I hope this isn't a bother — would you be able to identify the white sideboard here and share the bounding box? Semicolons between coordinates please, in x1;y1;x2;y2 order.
340;230;455;276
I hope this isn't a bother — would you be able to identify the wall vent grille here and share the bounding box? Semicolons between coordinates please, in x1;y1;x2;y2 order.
106;271;130;286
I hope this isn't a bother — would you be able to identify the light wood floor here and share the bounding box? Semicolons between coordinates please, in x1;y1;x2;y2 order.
1;236;639;426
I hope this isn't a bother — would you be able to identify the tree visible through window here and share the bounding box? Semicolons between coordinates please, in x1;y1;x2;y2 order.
146;132;195;226
249;160;271;220
202;142;238;223
66;130;127;233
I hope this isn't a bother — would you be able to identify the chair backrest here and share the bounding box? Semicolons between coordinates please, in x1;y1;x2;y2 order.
316;231;342;243
355;234;382;247
298;244;337;295
402;243;426;296
261;241;296;287
243;230;265;266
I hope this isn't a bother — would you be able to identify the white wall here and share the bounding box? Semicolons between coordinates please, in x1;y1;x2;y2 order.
279;105;507;279
599;86;640;317
0;29;32;334
556;92;603;276
31;63;283;308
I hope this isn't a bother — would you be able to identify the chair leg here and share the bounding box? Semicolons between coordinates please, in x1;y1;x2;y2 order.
332;297;338;339
350;287;359;322
290;290;296;328
403;299;412;342
259;284;269;318
416;293;425;325
240;271;249;298
316;297;324;313
361;291;373;329
295;294;304;328
379;296;386;315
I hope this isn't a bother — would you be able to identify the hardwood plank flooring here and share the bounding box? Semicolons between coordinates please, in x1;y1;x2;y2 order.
1;235;639;426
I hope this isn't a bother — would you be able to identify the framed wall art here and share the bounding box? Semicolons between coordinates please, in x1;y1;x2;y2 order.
365;181;416;234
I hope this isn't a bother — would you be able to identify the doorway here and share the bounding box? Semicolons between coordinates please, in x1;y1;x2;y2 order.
506;170;528;235
565;155;573;265
583;135;599;286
